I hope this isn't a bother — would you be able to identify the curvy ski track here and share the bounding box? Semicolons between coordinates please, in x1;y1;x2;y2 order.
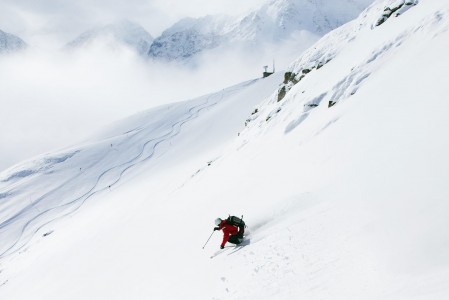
0;79;257;259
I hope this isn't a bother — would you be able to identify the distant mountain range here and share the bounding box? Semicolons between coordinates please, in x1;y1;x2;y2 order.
148;0;373;61
65;20;154;55
64;0;372;62
0;30;27;53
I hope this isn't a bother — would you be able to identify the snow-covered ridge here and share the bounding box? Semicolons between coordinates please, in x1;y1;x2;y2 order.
65;20;153;55
0;30;27;53
242;0;424;132
287;0;420;79
148;0;373;61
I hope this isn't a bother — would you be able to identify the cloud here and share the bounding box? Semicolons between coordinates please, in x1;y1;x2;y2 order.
0;35;278;171
151;0;264;19
0;0;161;47
0;0;303;172
0;0;265;48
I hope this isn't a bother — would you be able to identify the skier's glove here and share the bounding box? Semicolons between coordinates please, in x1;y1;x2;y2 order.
214;227;220;231
220;245;224;249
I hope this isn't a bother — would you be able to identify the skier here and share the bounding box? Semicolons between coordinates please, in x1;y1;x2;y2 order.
214;217;244;249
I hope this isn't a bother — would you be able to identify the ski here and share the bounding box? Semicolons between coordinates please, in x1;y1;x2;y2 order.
210;246;232;259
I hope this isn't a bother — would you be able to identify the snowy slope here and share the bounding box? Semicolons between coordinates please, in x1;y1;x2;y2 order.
0;73;284;298
0;30;27;53
148;0;372;61
198;0;449;298
2;0;449;299
66;20;153;55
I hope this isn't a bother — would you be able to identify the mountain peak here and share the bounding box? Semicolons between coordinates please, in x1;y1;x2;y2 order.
148;0;372;62
0;30;27;53
66;20;154;55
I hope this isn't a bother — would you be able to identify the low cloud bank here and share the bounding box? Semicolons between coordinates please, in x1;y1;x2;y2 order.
0;34;315;171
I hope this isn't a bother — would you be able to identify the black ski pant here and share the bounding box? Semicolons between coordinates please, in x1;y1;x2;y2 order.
228;235;243;245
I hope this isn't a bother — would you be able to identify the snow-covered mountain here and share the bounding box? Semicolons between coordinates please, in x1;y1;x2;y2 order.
148;0;372;61
2;0;449;299
66;20;153;55
0;30;27;53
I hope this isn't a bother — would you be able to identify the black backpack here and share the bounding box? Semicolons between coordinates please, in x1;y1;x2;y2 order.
227;215;246;228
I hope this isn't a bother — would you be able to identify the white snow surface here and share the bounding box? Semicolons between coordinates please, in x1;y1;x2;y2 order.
1;0;449;299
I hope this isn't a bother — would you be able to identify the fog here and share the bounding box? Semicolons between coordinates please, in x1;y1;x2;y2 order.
1;32;315;171
0;0;264;47
0;0;319;172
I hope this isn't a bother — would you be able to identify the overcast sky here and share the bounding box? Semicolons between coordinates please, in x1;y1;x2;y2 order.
0;0;264;46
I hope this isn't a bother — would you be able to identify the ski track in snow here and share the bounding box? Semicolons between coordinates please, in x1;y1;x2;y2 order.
0;80;257;259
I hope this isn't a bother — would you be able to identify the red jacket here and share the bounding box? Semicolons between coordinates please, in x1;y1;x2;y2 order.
218;220;238;247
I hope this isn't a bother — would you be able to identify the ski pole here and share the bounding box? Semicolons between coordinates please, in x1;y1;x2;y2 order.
202;230;215;249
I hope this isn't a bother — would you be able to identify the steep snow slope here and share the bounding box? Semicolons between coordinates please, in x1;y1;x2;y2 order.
0;73;284;298
66;20;153;55
0;30;27;53
193;0;449;298
148;0;372;61
0;74;282;258
1;0;449;299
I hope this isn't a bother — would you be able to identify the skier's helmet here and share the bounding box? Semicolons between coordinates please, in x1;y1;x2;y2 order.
215;218;222;226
